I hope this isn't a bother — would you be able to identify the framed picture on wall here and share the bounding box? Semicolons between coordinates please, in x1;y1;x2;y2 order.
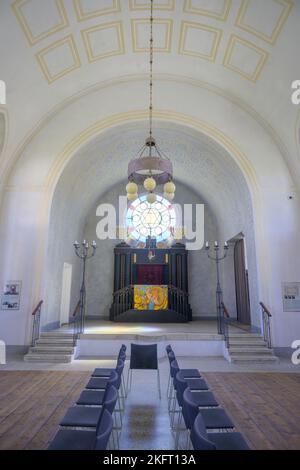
1;281;22;310
282;282;300;312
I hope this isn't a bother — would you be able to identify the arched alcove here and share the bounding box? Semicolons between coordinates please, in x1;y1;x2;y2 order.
45;121;259;328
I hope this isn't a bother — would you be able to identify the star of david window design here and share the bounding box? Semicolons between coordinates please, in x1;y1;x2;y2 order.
126;194;176;243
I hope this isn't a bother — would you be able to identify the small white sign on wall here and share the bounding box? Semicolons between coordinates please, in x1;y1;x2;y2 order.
0;340;6;364
282;282;300;312
1;281;22;310
0;80;6;105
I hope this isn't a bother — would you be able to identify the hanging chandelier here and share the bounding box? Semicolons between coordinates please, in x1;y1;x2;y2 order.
126;0;176;205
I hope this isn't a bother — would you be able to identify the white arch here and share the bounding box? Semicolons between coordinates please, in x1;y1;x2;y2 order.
0;79;298;347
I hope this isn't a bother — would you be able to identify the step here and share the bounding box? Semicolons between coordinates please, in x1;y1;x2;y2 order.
40;333;73;339
29;346;75;354
229;339;267;346
24;354;72;363
36;339;75;346
29;349;74;356
228;333;263;339
229;347;274;355
230;355;278;363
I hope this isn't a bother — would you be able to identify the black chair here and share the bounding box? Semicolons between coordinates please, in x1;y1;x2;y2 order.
84;361;125;422
92;349;127;404
86;361;124;390
170;364;218;439
126;343;161;399
169;362;209;418
48;409;113;450
183;388;234;431
60;385;118;428
85;368;119;391
176;370;209;391
191;413;250;451
179;388;234;449
167;351;201;404
92;345;126;377
167;351;201;377
168;360;213;414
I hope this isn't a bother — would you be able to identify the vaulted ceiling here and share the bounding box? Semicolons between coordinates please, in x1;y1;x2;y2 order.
0;0;299;188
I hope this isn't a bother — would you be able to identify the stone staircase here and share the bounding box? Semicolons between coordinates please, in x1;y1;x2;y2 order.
24;332;76;363
226;332;278;363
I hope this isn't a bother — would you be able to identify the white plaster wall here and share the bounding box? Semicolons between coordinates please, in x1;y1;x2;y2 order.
83;181;218;319
0;80;299;348
45;123;257;334
76;338;223;359
0;189;42;344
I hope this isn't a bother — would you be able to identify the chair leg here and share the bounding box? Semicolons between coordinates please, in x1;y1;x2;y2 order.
170;396;178;428
121;377;126;405
126;368;131;396
168;380;174;400
111;427;116;450
186;431;190;450
114;428;120;450
117;395;123;427
166;373;170;397
168;386;174;412
157;368;161;400
174;411;183;450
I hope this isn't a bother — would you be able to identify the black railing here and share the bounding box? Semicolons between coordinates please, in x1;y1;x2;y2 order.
31;300;43;347
260;302;272;348
72;300;82;346
168;285;191;321
220;302;230;349
110;285;191;321
110;285;134;319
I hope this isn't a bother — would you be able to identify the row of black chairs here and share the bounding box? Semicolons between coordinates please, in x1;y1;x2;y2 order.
48;345;127;450
166;346;250;450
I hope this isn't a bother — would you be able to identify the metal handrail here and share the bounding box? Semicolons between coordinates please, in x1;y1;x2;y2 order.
220;302;230;349
260;302;272;348
72;300;82;346
31;300;43;347
260;301;272;317
72;300;81;318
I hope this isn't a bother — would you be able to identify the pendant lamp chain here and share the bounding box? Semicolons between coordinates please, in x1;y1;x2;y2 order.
126;0;176;208
149;0;154;144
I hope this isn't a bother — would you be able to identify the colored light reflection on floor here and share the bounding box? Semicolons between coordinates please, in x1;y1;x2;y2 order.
83;325;164;334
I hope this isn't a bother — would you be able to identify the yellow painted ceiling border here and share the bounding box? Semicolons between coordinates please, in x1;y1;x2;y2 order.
179;21;223;61
223;34;268;83
35;35;81;84
183;0;232;21
235;0;294;45
12;0;69;46
81;22;125;63
129;0;175;11
73;0;121;22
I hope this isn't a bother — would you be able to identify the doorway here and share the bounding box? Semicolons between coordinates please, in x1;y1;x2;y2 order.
234;239;251;325
60;263;72;326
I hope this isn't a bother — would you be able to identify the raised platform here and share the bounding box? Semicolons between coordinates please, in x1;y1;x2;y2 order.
111;309;189;323
59;320;224;359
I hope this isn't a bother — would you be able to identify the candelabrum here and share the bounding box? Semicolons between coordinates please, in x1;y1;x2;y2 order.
205;241;229;334
73;240;97;333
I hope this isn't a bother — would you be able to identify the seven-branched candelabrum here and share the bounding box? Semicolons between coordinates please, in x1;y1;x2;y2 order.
73;240;97;333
